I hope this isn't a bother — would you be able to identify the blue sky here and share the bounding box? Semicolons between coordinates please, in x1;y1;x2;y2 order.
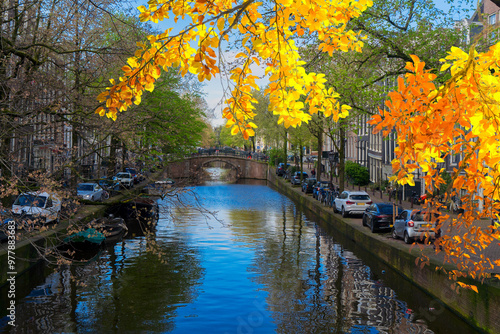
131;0;477;127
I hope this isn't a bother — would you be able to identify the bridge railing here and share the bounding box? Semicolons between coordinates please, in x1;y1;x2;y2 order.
190;149;269;162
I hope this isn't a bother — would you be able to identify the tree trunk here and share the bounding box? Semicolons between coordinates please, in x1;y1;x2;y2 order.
317;129;323;182
283;130;288;166
299;138;304;180
108;135;119;177
339;125;346;192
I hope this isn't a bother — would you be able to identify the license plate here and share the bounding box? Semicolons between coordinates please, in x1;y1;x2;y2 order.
357;203;365;206
421;224;431;228
389;225;393;228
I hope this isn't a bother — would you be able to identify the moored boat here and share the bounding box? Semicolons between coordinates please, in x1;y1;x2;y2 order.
57;228;105;261
94;215;128;243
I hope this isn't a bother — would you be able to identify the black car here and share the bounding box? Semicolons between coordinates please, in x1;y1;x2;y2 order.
301;178;317;194
362;202;401;233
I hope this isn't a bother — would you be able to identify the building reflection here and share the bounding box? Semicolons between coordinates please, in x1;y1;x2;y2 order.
250;204;431;333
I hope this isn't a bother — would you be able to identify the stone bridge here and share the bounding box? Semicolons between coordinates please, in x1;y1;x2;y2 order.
166;154;268;180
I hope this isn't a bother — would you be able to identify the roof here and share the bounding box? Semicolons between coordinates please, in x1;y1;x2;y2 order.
345;191;369;195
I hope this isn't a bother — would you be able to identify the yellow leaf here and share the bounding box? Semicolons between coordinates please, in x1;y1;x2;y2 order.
95;107;105;116
217;17;225;32
440;63;451;72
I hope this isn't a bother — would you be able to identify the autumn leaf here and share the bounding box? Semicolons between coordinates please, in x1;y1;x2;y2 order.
98;0;373;139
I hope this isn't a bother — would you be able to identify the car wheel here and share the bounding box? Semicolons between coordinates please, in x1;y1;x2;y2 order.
404;231;413;244
392;228;398;239
362;215;367;226
91;196;94;201
370;220;376;233
342;206;348;218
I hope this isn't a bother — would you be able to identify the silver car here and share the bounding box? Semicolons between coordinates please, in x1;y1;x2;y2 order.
113;172;134;188
392;210;441;244
77;183;105;202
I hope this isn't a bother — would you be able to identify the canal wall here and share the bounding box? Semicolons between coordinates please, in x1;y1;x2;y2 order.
267;170;500;334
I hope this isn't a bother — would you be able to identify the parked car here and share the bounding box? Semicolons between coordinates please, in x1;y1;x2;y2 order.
276;163;290;177
312;181;330;199
290;172;308;185
113;172;134;188
362;203;402;233
392;210;441;244
125;168;144;184
301;178;317;193
97;178;121;196
12;192;61;224
77;183;105;202
334;190;372;218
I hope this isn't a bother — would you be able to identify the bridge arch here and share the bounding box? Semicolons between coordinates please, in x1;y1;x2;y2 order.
167;154;268;180
197;158;243;178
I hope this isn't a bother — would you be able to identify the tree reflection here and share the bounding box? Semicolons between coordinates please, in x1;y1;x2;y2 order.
7;235;203;333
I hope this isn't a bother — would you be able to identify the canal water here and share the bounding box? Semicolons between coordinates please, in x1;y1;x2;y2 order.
0;171;481;333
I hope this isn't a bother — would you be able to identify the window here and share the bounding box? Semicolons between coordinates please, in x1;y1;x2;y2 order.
489;14;496;25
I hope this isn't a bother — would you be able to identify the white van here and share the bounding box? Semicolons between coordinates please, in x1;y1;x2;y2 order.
12;192;62;224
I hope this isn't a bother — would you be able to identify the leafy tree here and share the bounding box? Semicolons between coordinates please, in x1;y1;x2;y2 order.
217;124;247;149
98;0;500;289
370;49;500;288
267;148;283;167
345;161;370;186
97;0;369;134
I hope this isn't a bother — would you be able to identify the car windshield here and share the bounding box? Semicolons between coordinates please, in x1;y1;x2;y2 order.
412;212;440;221
350;195;370;200
116;173;128;177
14;194;47;208
126;169;137;174
78;184;94;191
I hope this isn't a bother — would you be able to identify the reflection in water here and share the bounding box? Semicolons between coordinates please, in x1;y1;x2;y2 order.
4;235;203;333
1;179;478;333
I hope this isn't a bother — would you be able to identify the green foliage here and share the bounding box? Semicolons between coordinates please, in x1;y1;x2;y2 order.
268;148;283;167
345;161;370;186
439;169;453;196
133;78;207;159
289;165;299;174
218;125;246;148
